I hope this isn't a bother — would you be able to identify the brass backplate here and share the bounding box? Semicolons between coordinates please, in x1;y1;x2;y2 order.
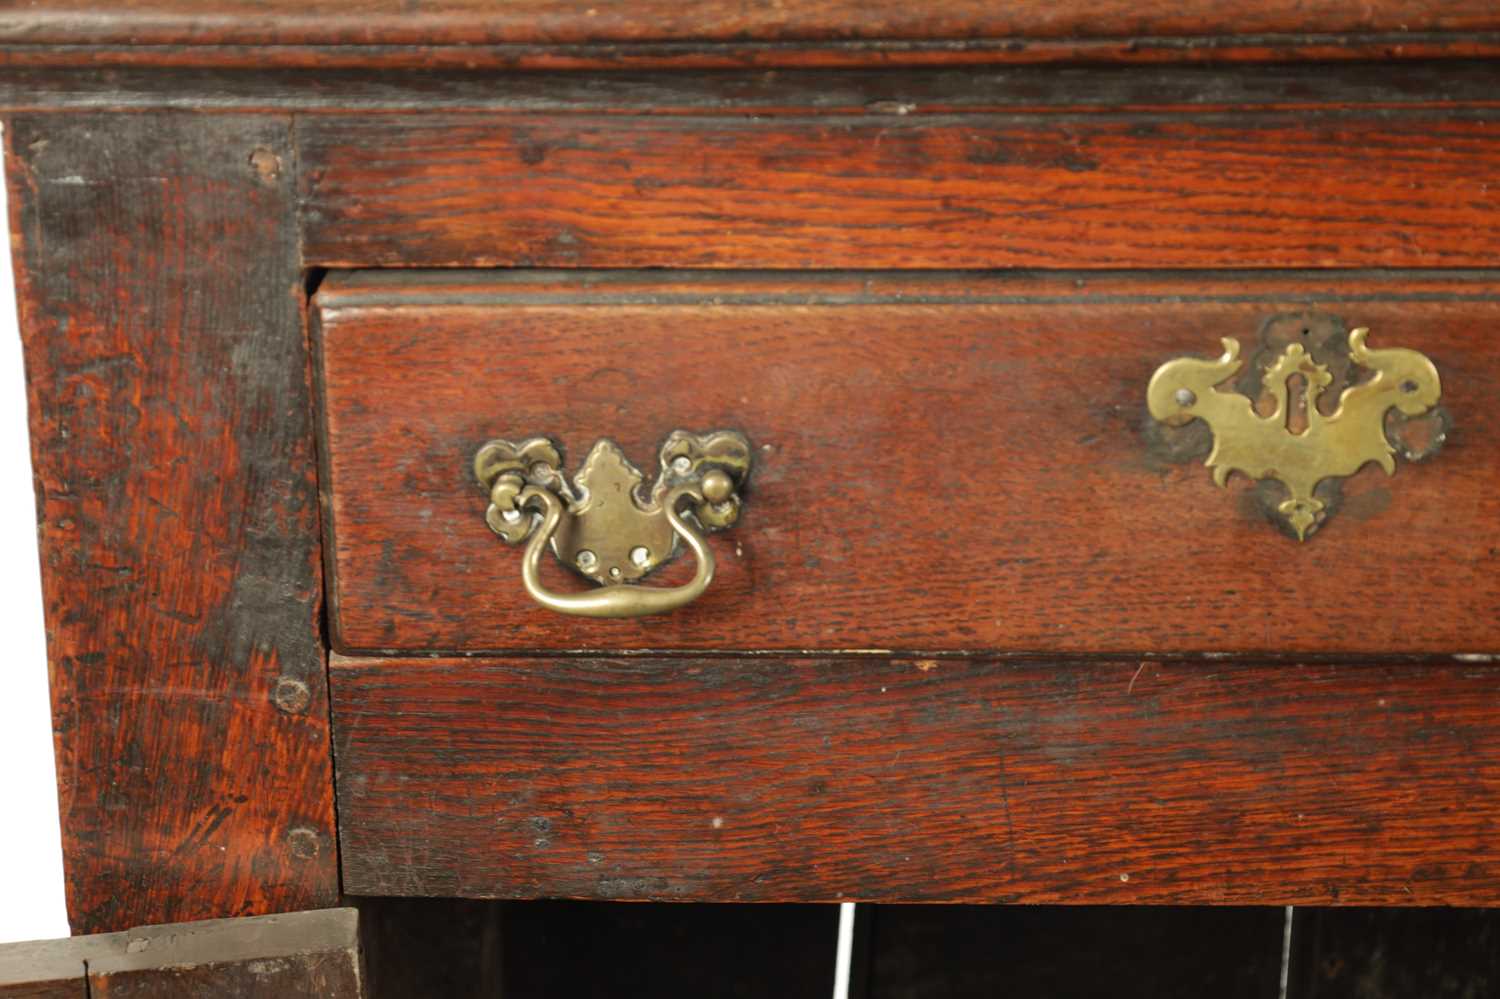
475;429;751;584
1147;317;1444;540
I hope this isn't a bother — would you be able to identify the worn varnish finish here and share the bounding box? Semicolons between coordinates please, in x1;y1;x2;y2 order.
5;2;1500;70
7;115;336;934
14;63;1500;116
0;910;362;999
331;654;1500;905
0;935;97;998
14;39;1500;73
298;112;1500;270
86;910;362;998
10;1;1500;46
315;272;1500;656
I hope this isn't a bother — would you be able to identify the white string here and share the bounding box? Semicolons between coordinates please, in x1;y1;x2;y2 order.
832;902;856;999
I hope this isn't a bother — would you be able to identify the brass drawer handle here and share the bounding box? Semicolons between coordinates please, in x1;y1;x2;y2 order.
474;431;750;618
1148;322;1444;540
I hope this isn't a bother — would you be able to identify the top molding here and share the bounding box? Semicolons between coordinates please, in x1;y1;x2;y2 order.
5;1;1500;69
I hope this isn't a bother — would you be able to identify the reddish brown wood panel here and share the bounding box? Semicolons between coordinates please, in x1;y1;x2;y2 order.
6;2;1500;70
8;1;1500;47
315;272;1500;656
10;38;1500;72
331;654;1500;905
7;114;336;934
298;113;1500;270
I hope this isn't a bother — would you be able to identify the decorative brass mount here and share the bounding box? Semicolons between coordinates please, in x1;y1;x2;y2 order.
474;430;750;617
1147;323;1443;540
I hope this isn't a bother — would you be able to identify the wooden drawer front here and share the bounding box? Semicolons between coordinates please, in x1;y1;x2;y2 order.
314;272;1500;656
298;112;1500;270
331;654;1500;905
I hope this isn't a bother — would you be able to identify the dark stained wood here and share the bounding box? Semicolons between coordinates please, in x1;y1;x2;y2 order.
315;271;1500;656
0;910;361;999
331;654;1500;905
865;905;1284;998
10;38;1500;73
12;63;1500;115
7;114;336;934
10;1;1500;46
299;112;1500;270
1289;907;1500;999
5;2;1500;69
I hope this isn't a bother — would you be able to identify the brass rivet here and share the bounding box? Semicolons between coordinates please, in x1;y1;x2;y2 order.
576;549;598;570
701;469;734;504
630;546;651;567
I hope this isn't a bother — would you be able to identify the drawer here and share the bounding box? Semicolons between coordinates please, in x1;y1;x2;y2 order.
330;654;1500;904
313;270;1500;656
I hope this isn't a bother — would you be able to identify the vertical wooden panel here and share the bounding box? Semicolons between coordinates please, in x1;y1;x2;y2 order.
6;113;336;933
331;655;1500;905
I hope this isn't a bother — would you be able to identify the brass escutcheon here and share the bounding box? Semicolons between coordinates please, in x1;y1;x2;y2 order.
1147;320;1444;540
474;430;751;617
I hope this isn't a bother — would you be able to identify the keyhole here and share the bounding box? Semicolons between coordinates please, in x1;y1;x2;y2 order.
1285;373;1310;435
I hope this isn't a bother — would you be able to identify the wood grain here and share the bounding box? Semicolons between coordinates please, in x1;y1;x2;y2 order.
11;63;1500;116
10;38;1500;72
5;3;1500;71
315;271;1500;656
331;653;1500;905
7;114;336;934
9;1;1500;47
298;112;1500;270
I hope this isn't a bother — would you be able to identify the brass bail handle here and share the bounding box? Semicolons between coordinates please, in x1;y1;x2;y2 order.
516;484;716;618
474;430;751;619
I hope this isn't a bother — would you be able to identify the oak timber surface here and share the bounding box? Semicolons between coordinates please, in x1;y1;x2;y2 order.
8;2;1499;47
13;63;1500;114
7;115;337;934
331;654;1500;905
315;271;1500;656
298;111;1500;270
